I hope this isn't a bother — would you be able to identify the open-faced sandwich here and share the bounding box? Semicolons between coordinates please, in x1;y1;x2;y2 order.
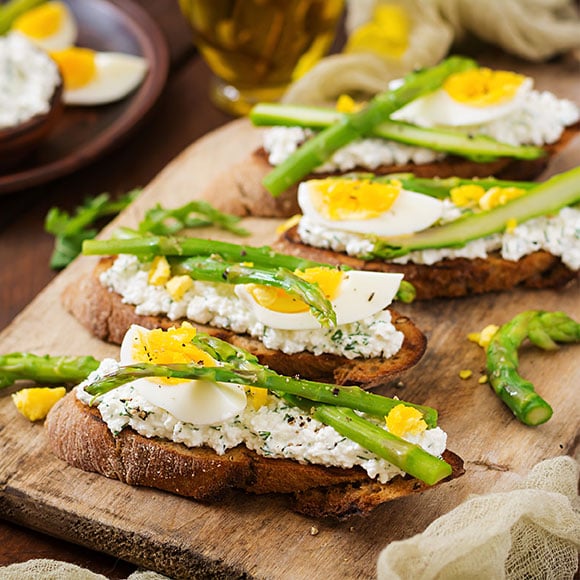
45;323;464;518
201;56;580;218
274;167;580;299
64;236;425;388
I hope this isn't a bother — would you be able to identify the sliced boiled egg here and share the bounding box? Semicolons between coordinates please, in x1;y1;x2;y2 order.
11;1;77;52
235;268;403;330
119;324;247;425
392;67;533;127
298;178;443;236
50;47;148;105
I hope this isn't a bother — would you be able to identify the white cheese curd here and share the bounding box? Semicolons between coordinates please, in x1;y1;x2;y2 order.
100;255;404;359
76;365;447;484
298;207;580;269
262;89;579;171
0;33;61;129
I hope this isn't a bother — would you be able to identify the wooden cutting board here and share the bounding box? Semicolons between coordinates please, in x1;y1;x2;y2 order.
0;116;579;580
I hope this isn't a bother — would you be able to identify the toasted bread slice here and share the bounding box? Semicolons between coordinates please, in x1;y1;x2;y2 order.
45;392;465;519
197;123;580;218
62;258;426;388
274;226;577;300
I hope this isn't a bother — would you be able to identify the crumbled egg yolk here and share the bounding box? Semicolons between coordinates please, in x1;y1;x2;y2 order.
505;218;518;233
345;4;410;59
248;386;269;410
479;187;526;211
12;1;66;40
335;94;363;114
450;184;486;207
467;324;499;350
148;256;171;286
246;267;343;313
478;375;489;384
444;68;526;107
276;214;302;234
50;47;97;90
311;178;402;221
12;386;66;421
459;369;472;380
165;275;193;301
385;403;427;438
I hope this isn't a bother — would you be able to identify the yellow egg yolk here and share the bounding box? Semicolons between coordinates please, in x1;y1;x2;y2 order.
335;94;363;114
478;186;527;211
12;1;65;39
450;184;486;207
345;4;410;59
248;386;269;409
148;256;171;286
50;47;97;90
131;323;215;385
444;68;526;107
467;324;499;350
385;404;427;438
12;386;66;421
246;267;343;314
311;178;402;221
165;275;193;301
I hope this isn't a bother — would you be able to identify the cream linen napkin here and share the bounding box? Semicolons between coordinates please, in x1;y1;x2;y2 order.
0;560;169;579
283;0;580;106
377;455;580;580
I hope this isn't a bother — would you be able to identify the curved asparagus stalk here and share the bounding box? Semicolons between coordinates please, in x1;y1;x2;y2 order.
370;166;580;259
172;256;336;327
262;56;478;196
0;353;100;389
485;310;580;426
251;103;544;162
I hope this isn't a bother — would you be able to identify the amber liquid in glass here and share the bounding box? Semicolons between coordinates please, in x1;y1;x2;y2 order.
179;0;344;115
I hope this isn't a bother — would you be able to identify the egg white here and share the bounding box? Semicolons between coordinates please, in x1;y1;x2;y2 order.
63;52;148;105
119;325;247;425
298;180;443;236
235;270;403;330
392;77;533;127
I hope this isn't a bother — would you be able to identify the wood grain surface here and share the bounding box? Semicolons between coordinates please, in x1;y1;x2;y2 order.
0;118;578;580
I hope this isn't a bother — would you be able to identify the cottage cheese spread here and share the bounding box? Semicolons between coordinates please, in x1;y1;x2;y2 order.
100;255;404;359
76;361;447;484
0;33;61;129
298;206;580;270
263;89;579;172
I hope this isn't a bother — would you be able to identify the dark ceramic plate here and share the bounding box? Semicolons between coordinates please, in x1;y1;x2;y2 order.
0;0;169;194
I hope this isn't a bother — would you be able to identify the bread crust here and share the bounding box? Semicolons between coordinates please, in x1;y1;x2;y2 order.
197;123;580;219
274;226;578;300
62;258;427;388
45;392;464;519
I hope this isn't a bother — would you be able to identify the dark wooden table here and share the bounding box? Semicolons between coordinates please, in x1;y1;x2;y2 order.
0;0;232;575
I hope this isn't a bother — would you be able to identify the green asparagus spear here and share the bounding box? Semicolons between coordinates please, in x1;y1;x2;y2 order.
262;56;478;196
0;0;45;34
485;310;580;426
250;103;543;162
172;256;337;327
314;406;451;485
369;165;580;259
0;353;100;389
83;234;324;270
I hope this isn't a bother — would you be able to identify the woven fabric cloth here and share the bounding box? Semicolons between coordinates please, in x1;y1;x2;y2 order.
283;0;580;106
0;559;169;579
377;455;580;580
